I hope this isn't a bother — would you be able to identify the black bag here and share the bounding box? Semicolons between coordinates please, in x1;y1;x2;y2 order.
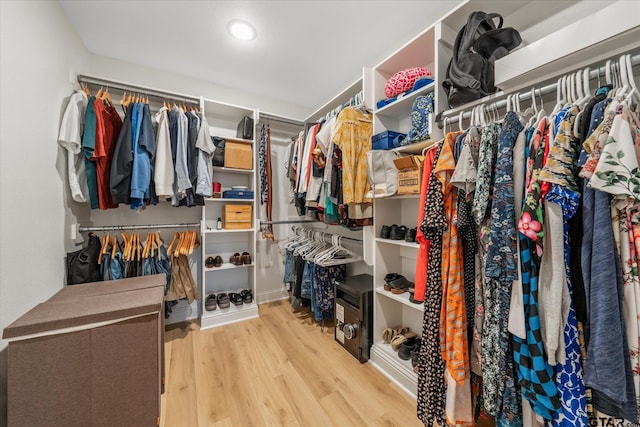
442;11;522;108
66;232;101;285
211;136;225;167
236;116;254;140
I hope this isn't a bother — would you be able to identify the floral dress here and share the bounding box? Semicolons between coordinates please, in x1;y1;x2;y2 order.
481;112;523;426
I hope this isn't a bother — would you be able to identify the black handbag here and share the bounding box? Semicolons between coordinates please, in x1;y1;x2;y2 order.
211;136;226;167
236;116;254;140
66;232;101;285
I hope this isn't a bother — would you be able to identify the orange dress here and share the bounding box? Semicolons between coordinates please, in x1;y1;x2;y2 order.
434;131;472;425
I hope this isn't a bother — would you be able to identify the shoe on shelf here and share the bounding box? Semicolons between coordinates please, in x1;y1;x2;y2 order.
216;293;230;309
240;289;253;303
383;273;402;291
399;336;420;360
380;224;392;239
408;287;423;304
385;274;413;294
229;292;244;306
230;252;242;265
241;251;252;265
213;255;223;267
390;225;407;240
405;228;417;243
205;293;217;311
205;256;215;269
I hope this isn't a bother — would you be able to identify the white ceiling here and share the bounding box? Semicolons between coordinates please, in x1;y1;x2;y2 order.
59;0;461;113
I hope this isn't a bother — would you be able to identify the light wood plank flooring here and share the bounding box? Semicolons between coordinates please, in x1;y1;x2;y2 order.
160;300;422;427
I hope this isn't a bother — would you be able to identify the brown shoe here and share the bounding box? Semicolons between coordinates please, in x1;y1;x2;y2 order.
229;252;241;265
213;255;223;267
241;251;252;265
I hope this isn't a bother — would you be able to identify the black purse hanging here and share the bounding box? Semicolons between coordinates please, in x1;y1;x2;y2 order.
66;232;101;285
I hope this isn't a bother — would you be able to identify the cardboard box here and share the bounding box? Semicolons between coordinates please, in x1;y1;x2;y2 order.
393;155;424;195
224;204;253;229
3;276;166;427
224;140;253;169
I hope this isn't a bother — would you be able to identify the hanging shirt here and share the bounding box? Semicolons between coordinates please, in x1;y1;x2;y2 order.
174;107;191;203
82;96;99;209
154;107;173;199
434;131;473;427
110;103;134;205
57;90;89;203
332;107;372;206
195;114;214;197
92;99;122;210
130;103;148;210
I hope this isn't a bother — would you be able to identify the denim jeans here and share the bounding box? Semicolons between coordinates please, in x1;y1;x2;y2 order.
283;249;294;284
301;261;313;299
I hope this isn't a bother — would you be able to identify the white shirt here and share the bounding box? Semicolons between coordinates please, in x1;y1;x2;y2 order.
154;107;173;198
195;115;214;197
57;90;89;202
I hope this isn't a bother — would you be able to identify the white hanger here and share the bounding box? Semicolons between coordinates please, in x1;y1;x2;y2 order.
458;111;464;132
618;55;630;98
624;54;640;105
522;87;537;117
550;77;565;116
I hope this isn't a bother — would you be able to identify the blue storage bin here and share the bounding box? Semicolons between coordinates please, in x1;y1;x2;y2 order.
371;131;406;150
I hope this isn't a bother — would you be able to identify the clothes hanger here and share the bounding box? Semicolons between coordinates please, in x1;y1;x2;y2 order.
623;54;640;105
81;83;91;98
111;234;119;260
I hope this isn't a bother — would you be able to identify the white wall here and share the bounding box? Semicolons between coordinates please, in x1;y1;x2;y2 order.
85;53;312;120
0;1;91;423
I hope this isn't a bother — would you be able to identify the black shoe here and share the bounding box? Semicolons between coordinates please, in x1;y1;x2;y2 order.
229;292;244;306
405;227;417;243
398;337;417;360
205;293;217;311
390;225;407;240
380;225;391;239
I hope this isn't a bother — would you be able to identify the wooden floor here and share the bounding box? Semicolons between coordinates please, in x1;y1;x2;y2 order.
160;300;423;427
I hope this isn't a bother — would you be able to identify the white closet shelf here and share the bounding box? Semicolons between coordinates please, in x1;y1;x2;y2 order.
375;286;424;310
200;302;259;330
375;238;420;249
204;198;254;203
204;228;255;234
212;166;254;174
375;82;435;118
369;341;417;399
384;194;420;200
205;263;254;272
393;139;436;155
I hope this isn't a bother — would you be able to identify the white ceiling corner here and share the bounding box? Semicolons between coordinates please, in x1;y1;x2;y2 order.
59;0;461;113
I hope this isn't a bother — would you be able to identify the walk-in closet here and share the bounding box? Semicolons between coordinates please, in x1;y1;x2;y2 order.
1;1;640;426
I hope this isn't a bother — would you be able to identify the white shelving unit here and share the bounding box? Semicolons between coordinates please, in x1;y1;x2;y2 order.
200;98;259;330
363;0;640;399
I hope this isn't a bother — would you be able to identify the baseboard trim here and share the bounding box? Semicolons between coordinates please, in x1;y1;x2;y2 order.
257;288;289;305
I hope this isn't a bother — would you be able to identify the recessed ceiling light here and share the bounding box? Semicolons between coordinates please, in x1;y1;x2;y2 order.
228;20;256;41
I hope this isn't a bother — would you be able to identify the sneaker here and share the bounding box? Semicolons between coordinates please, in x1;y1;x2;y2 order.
205;293;217;311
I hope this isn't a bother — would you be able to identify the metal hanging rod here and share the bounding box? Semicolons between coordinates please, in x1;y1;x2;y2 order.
78;223;200;233
77;74;200;105
437;52;640;128
259;113;304;127
290;226;363;244
261;219;317;225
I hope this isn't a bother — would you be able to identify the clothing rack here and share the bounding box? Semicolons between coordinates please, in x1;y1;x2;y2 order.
261;219;317;225
259;112;304;127
290;226;363;244
77;74;201;105
78;223;200;233
436;52;640;129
